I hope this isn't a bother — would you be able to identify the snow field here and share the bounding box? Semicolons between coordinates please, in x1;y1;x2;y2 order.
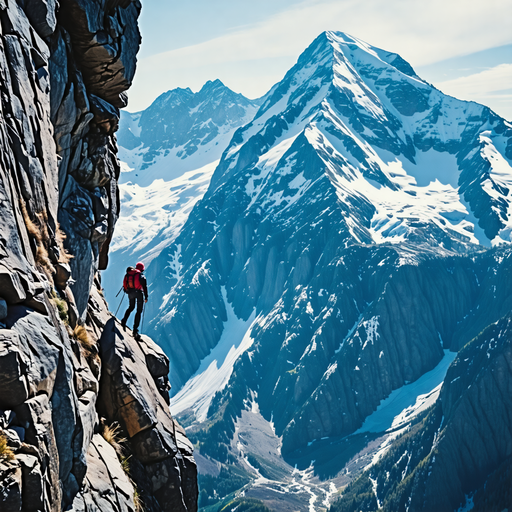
170;288;258;421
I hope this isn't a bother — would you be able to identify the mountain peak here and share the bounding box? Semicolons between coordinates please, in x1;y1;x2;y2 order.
200;78;226;93
151;87;194;109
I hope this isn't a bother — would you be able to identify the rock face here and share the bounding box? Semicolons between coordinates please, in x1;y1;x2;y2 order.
0;0;197;511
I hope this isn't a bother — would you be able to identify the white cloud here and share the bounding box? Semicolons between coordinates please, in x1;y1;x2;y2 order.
435;64;512;120
127;0;512;111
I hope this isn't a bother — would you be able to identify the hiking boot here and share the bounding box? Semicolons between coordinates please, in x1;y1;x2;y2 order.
133;329;139;339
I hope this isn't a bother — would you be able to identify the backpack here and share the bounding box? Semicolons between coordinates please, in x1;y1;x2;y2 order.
123;267;143;291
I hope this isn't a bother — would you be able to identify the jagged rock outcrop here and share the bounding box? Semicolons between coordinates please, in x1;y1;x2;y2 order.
98;316;197;511
0;0;198;510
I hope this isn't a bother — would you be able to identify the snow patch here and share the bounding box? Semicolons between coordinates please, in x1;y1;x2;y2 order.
356;350;457;433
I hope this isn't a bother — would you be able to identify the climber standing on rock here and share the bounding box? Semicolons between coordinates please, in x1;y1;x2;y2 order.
121;262;148;338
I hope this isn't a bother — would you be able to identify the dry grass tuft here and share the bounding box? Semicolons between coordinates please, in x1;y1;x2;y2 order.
20;198;41;242
20;199;55;278
121;454;132;475
73;324;100;364
73;325;94;351
101;422;126;458
0;432;15;462
133;487;144;512
56;224;73;264
101;422;144;510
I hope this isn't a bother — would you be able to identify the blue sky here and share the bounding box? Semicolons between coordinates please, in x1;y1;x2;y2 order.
127;0;512;120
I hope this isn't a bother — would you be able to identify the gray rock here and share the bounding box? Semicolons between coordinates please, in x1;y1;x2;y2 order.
137;334;169;378
24;0;57;38
89;94;120;134
63;286;80;330
59;0;141;108
9;428;25;443
49;31;68;122
17;453;44;511
54;262;71;289
0;0;196;508
145;454;198;512
0;329;30;409
0;459;22;512
23;294;48;316
14;394;62;509
3;308;61;399
3;0;32;43
130;427;176;464
0;411;16;429
0;269;26;304
99;319;177;452
3;429;22;450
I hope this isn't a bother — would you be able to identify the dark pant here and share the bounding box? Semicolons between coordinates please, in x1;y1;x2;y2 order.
122;290;144;331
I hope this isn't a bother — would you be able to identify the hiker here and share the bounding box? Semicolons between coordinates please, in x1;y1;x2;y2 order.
121;262;148;337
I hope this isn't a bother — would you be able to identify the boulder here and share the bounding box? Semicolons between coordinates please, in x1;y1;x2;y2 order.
54;262;71;289
23;294;48;316
89;94;119;134
137;334;169;378
0;269;26;304
98;319;177;456
4;307;61;399
3;429;22;451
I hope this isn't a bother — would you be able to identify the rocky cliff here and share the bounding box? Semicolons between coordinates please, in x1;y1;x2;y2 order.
0;0;197;510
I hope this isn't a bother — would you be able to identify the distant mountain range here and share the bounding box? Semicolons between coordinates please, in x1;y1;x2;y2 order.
102;80;261;300
107;31;512;512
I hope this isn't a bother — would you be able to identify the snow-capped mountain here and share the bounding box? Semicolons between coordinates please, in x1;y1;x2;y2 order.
102;80;261;305
127;32;512;510
118;79;261;187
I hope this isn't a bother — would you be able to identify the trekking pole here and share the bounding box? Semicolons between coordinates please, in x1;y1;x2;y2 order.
115;286;124;298
114;291;125;317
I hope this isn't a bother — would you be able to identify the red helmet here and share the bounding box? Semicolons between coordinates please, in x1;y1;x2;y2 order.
135;262;145;271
